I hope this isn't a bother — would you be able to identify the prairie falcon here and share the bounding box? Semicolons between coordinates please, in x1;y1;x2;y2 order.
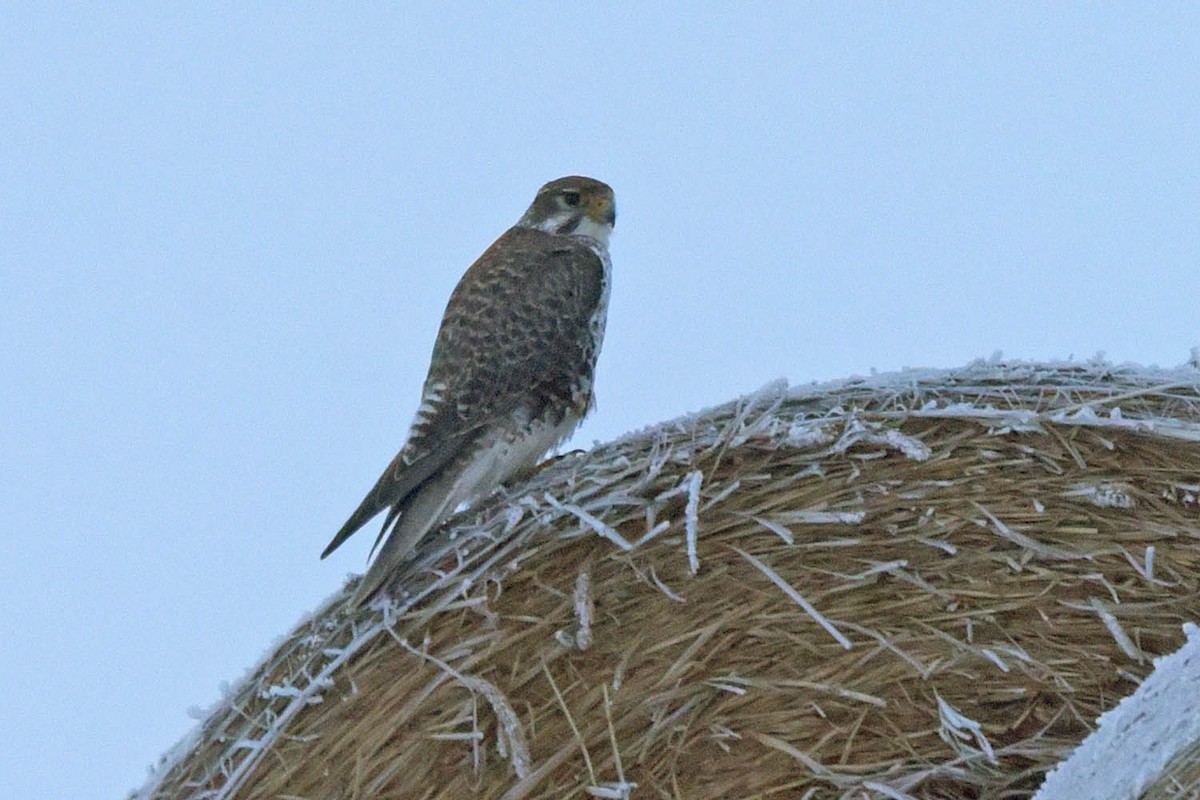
323;176;616;604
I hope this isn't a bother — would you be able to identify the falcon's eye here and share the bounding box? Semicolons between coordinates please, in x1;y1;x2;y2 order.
561;191;582;207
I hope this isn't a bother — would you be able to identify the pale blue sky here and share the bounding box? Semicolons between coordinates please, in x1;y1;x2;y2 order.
2;5;1198;798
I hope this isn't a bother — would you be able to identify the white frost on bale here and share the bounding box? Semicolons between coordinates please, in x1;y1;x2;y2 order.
1033;623;1200;800
1063;482;1135;509
783;418;836;448
683;470;702;574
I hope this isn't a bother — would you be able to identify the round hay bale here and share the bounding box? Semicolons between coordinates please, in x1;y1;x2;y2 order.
134;361;1200;800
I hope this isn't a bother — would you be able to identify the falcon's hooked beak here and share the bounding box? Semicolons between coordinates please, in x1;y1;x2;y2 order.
590;195;617;228
571;194;615;246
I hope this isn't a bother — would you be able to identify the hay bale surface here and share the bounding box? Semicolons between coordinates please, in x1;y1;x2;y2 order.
135;361;1200;800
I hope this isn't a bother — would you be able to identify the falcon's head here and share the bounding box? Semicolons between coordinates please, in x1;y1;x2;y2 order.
517;176;616;247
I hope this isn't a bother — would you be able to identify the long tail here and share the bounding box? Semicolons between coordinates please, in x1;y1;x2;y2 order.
349;465;467;606
323;428;485;560
321;489;392;560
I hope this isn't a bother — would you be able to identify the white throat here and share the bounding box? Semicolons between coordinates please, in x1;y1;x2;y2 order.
524;211;613;250
568;216;613;249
